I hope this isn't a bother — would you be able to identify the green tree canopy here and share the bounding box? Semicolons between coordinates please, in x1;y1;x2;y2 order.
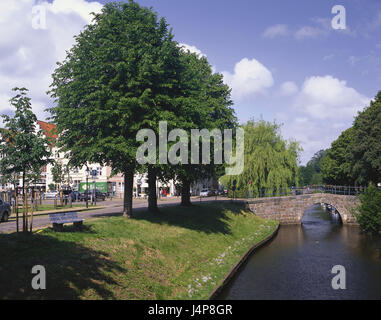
220;120;301;197
172;50;236;205
51;160;64;188
356;184;381;235
0;88;52;232
349;91;381;184
48;1;183;216
321;127;354;185
320;91;381;186
299;149;327;186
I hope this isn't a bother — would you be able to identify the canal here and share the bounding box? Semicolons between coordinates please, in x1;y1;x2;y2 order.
218;204;381;299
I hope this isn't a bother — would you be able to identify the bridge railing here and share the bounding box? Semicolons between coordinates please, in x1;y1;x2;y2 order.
236;185;368;199
315;185;367;196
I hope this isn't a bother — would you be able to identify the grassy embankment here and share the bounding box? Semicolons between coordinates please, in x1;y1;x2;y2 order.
0;203;278;300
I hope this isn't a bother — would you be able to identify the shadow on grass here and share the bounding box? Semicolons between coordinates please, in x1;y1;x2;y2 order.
56;224;98;234
0;227;125;300
134;202;246;235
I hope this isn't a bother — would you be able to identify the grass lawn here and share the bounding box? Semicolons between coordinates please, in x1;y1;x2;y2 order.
0;203;278;300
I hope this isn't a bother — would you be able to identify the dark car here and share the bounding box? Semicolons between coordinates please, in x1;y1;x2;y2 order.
71;191;81;202
0;199;11;222
80;189;106;201
216;190;225;196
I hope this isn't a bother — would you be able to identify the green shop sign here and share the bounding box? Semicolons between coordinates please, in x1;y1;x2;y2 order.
79;182;107;193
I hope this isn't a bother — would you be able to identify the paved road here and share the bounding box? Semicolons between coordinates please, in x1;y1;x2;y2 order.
0;196;230;233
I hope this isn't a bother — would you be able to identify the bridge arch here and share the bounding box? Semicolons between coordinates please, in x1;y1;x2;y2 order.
246;193;360;225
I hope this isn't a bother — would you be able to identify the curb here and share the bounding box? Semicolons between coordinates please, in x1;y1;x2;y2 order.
7;206;106;222
208;223;280;300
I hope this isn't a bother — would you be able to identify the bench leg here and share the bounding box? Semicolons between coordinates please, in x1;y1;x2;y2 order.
53;223;64;232
74;221;83;231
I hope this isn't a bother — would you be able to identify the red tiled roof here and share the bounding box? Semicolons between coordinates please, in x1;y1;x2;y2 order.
37;120;58;140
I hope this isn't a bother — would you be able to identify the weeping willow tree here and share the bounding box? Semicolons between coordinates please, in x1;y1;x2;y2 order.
220;120;301;198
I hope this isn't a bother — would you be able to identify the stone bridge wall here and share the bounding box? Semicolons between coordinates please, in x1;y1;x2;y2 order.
245;193;360;225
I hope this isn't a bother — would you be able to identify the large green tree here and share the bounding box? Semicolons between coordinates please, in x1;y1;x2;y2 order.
0;88;52;232
220;120;300;198
321;127;354;185
299;149;327;186
355;184;381;235
348;91;381;184
173;50;236;206
48;1;182;217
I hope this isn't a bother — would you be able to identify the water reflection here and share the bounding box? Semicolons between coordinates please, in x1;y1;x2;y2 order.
218;204;381;300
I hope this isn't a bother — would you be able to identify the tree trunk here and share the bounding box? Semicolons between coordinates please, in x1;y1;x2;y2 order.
181;178;192;207
123;166;134;218
30;187;34;233
148;165;159;213
15;186;19;233
25;188;28;232
22;172;26;233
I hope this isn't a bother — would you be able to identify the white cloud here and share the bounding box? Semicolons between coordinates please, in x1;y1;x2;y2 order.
179;43;206;58
323;54;335;61
295;75;370;120
277;76;370;164
294;17;355;40
263;24;289;38
47;0;102;24
295;26;326;40
222;58;274;100
0;0;103;120
280;81;298;96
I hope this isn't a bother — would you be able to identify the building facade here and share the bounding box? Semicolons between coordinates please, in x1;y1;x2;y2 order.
1;120;214;197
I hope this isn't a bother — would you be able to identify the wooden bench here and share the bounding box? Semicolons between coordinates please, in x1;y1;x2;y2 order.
49;212;84;231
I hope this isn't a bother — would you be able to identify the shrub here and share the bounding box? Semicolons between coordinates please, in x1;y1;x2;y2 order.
356;185;381;235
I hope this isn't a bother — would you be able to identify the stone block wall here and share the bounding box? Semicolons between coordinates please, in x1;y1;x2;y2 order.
246;193;360;225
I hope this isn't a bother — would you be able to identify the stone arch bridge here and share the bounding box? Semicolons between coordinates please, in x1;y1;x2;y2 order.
245;193;360;225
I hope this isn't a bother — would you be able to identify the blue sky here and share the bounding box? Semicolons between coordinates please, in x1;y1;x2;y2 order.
0;0;380;163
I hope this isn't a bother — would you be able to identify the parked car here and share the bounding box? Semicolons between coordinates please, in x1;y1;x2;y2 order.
80;189;106;201
71;191;81;202
200;189;211;197
45;190;58;199
0;199;11;222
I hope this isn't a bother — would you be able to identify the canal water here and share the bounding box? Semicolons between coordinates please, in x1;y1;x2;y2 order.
218;204;381;300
